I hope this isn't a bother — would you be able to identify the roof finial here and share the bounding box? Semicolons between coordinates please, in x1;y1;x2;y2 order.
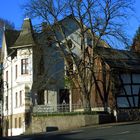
24;15;30;20
0;21;5;31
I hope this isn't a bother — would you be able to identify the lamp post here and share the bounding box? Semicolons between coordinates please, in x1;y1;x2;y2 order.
0;80;8;136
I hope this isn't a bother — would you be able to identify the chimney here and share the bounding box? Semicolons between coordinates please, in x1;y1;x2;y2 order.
42;22;48;32
131;40;140;52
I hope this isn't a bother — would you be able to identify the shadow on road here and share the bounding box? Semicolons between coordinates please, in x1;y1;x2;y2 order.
39;132;105;140
7;131;106;140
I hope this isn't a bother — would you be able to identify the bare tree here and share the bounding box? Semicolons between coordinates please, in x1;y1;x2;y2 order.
24;0;133;112
0;18;15;47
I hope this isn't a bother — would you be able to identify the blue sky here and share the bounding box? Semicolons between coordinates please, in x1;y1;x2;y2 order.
0;0;140;40
127;0;140;38
0;0;26;29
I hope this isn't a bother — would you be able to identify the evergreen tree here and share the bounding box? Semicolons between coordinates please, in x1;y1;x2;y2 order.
132;26;140;44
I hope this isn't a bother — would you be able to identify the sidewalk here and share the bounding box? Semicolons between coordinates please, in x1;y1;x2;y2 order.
84;120;140;129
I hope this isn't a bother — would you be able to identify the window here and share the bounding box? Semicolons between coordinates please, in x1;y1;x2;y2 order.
8;119;10;129
6;119;9;129
59;89;69;104
19;117;21;128
21;58;29;74
117;73;140;109
15;118;17;128
5;96;8;110
38;56;44;75
6;71;8;82
15;65;18;79
15;92;18;107
19;91;22;106
67;40;72;48
37;90;45;105
67;39;75;49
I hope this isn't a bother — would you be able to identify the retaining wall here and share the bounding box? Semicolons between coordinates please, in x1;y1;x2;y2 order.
30;114;112;134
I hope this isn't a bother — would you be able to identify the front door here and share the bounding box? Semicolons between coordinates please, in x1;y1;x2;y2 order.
59;89;69;104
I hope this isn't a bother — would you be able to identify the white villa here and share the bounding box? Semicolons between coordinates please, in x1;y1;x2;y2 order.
1;16;85;136
1;18;34;136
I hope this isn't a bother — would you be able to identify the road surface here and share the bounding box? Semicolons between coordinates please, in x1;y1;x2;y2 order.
3;122;140;140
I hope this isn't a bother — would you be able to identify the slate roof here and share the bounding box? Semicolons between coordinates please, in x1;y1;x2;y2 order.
12;18;35;48
95;47;140;71
5;29;20;54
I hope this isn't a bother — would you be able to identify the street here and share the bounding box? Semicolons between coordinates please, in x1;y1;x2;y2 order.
4;122;140;140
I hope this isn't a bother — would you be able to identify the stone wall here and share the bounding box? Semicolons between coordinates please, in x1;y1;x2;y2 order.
30;114;112;134
117;109;140;122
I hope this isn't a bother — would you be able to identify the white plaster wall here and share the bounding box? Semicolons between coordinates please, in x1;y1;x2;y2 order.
3;48;33;116
8;128;24;136
3;47;33;136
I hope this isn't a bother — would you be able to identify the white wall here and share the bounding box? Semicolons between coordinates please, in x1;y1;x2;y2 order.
3;47;33;136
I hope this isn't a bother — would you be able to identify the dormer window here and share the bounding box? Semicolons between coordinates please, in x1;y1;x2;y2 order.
67;39;72;48
87;37;92;47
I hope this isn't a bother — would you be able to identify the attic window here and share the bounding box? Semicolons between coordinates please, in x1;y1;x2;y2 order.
67;40;72;48
87;37;92;47
67;39;75;50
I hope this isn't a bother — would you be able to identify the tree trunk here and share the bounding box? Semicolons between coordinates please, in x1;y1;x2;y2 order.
103;102;108;113
82;94;91;112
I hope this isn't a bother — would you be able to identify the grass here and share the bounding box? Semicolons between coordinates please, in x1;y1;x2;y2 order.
32;111;108;117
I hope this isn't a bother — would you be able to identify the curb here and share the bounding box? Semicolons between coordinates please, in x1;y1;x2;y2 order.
85;120;140;129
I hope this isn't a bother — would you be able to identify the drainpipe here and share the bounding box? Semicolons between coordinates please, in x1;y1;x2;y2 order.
10;60;13;136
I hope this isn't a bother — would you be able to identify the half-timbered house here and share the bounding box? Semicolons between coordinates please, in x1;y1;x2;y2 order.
93;46;140;121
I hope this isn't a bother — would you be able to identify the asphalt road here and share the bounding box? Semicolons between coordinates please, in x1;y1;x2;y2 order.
3;122;140;140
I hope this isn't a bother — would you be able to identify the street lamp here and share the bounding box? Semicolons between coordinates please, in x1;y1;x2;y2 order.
0;80;8;136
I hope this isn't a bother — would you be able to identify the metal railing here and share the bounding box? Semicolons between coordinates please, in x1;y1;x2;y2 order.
33;104;84;114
